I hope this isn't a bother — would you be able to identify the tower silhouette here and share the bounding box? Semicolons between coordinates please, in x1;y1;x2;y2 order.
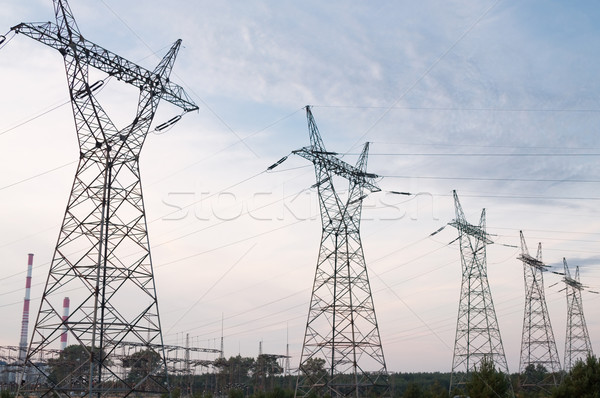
517;231;561;391
449;191;512;396
562;258;594;372
12;1;197;396
293;106;388;398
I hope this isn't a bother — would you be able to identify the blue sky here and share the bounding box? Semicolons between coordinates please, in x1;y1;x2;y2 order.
1;0;600;373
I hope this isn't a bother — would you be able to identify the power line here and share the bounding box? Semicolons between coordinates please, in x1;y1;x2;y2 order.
313;105;600;113
0;100;70;136
383;174;600;183
0;161;76;191
349;152;600;157
345;0;502;155
99;0;260;158
432;192;600;201
371;141;600;151
156;218;306;268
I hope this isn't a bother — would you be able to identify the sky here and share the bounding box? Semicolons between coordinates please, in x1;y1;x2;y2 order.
1;0;600;374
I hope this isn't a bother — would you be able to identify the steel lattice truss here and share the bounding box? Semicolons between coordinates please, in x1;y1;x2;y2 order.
517;231;561;391
449;191;513;397
562;259;594;372
0;344;219;393
11;1;197;397
293;107;389;398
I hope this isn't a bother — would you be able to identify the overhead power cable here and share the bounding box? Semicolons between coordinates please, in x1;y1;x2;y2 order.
165;244;257;334
0;100;70;137
156;218;305;268
347;152;600;157
0;161;76;191
99;0;263;158
0;30;16;50
384;174;600;183
432;192;600;201
372;141;600;151
345;0;502;159
313;104;600;113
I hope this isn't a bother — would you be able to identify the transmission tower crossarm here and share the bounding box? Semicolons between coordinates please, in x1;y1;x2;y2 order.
517;253;547;271
448;219;494;244
563;258;585;290
11;21;198;112
449;190;493;244
293;146;381;192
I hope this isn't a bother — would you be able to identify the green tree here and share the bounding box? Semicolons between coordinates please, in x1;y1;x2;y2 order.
1;390;15;398
228;388;244;398
47;344;108;388
466;357;511;398
552;355;600;398
122;348;163;389
428;380;448;398
254;354;284;392
403;382;423;398
213;355;255;394
299;357;327;386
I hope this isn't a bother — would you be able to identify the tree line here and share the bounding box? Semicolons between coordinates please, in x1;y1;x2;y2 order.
7;346;598;397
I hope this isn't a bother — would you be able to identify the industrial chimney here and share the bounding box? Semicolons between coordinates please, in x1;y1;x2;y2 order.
60;297;70;350
18;253;33;362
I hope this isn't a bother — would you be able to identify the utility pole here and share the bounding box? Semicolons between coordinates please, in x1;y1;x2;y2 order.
292;106;389;398
562;258;594;372
517;232;561;391
449;191;513;397
12;1;197;396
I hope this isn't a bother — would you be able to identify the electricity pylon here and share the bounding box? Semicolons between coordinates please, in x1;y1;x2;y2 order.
292;106;389;398
562;258;594;372
449;191;513;397
517;231;561;391
12;1;197;397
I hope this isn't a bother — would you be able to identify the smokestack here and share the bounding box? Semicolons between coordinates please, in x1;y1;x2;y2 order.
60;297;70;350
18;253;33;362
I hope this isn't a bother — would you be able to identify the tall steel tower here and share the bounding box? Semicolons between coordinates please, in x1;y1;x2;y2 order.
562;258;594;372
517;232;561;391
293;106;389;398
449;191;512;396
12;1;197;396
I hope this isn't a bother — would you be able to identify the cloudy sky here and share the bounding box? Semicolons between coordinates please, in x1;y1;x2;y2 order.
1;0;600;374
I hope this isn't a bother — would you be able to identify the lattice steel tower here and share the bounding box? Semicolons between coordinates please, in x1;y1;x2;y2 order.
449;191;512;396
562;258;594;372
517;231;561;391
12;1;197;396
293;106;389;398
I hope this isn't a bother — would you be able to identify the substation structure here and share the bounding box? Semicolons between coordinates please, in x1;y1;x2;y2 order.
291;106;389;398
10;0;197;396
449;191;514;397
0;343;220;394
517;232;561;392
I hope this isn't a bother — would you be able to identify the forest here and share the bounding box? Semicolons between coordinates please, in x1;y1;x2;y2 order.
163;354;600;398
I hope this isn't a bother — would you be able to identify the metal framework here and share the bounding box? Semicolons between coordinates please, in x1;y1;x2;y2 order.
11;1;197;397
449;191;513;397
562;258;594;372
0;343;219;394
517;231;561;391
293;106;389;398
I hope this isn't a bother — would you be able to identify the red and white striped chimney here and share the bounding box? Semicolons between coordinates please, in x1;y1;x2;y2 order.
60;297;70;350
18;253;33;362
